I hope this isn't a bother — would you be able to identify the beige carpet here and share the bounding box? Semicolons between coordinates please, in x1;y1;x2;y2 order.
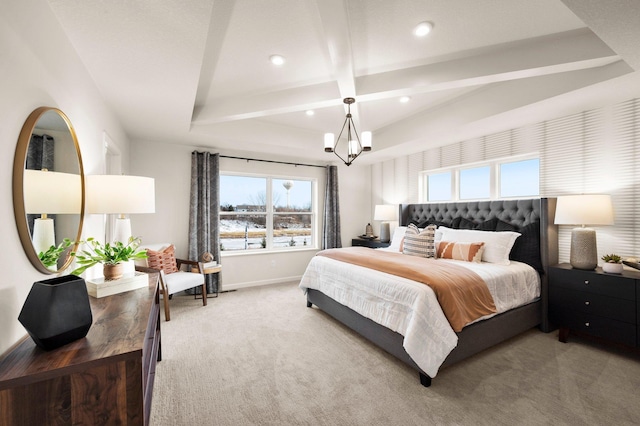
150;282;640;426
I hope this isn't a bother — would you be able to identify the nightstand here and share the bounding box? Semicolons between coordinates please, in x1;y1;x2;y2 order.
351;238;390;248
548;263;639;347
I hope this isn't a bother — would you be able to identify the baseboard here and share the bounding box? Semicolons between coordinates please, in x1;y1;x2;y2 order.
220;276;302;291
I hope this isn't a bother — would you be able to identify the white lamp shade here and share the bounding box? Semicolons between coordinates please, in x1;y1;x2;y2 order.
86;175;155;214
361;131;372;150
554;194;614;226
24;169;81;214
374;204;397;221
324;133;335;152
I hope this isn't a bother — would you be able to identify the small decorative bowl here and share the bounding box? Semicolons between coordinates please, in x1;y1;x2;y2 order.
602;262;623;274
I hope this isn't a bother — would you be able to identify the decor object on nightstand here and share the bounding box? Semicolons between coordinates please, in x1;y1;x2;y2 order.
622;257;640;271
554;194;614;270
374;204;396;243
18;275;93;350
601;253;623;274
365;223;374;238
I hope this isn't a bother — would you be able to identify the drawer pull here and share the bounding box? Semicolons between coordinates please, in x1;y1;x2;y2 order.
585;322;590;327
584;280;589;285
584;301;590;305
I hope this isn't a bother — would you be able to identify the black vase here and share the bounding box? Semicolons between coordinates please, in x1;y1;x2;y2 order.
18;275;93;351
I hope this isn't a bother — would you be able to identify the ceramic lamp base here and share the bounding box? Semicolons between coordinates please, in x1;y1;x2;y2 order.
569;227;597;270
379;222;390;243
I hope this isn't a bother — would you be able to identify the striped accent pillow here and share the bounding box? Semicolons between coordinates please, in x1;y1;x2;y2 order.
437;241;485;263
402;224;436;258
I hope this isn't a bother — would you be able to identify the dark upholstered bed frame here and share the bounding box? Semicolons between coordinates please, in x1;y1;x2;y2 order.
306;198;558;387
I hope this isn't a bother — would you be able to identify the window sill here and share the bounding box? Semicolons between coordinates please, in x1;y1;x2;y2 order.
220;246;320;257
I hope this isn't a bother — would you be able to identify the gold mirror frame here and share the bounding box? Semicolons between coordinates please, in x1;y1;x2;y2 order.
12;107;85;274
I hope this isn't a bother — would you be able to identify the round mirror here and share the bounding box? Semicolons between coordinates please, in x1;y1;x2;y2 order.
13;107;85;274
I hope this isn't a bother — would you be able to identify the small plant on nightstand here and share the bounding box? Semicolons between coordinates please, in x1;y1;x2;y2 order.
601;253;623;274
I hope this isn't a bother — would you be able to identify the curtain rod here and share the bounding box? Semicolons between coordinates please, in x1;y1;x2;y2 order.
219;155;326;169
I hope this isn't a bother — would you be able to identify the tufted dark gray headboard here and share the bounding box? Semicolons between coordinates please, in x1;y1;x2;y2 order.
400;198;542;228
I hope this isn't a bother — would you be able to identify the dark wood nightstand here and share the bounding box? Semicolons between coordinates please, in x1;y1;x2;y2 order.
351;238;390;248
548;263;639;348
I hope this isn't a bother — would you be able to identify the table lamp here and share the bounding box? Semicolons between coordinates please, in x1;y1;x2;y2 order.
374;204;396;243
554;194;614;270
24;169;81;257
86;175;155;243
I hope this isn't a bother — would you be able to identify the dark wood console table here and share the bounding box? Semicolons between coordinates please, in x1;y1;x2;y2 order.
0;273;161;426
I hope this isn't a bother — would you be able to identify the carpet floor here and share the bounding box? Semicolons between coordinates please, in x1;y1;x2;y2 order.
150;281;640;426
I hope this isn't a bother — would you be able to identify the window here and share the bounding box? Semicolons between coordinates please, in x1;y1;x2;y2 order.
500;158;539;197
459;166;490;199
420;155;539;201
219;174;315;252
427;172;451;201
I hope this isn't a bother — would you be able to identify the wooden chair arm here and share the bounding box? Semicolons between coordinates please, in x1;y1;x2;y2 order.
135;265;160;274
176;258;198;266
176;258;204;273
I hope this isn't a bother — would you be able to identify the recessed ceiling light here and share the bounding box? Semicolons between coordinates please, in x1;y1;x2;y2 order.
413;21;433;37
400;96;411;103
269;54;285;66
306;110;315;116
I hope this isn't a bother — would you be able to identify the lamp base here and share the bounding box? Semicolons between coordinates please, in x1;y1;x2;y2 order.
32;218;55;256
113;217;132;244
379;222;390;243
570;227;597;270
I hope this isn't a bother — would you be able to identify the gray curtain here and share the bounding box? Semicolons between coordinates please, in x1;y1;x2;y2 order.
187;151;221;294
26;134;55;235
322;165;342;249
26;134;55;171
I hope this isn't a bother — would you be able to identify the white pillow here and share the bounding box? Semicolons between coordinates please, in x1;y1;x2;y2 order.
387;226;407;252
437;226;520;265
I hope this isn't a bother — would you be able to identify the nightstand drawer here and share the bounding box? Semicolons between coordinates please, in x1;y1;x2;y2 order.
553;310;637;347
549;267;635;300
549;286;636;323
351;238;390;248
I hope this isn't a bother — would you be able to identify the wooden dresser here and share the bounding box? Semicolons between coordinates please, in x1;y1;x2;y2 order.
0;273;161;426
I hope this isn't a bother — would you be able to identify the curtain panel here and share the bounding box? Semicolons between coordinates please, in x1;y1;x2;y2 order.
187;151;221;294
322;165;341;249
26;134;55;235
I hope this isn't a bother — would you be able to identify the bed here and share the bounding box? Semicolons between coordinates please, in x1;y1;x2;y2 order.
300;198;558;387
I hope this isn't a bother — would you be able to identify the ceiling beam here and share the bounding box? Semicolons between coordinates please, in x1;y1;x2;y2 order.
191;28;620;126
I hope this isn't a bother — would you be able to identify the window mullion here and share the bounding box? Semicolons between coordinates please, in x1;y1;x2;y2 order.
266;178;273;250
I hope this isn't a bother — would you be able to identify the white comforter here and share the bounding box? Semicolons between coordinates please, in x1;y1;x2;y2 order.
298;254;540;378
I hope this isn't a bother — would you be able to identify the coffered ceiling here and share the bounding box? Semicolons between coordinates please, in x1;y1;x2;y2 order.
47;0;640;165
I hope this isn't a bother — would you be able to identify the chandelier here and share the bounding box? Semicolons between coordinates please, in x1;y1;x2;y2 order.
324;97;371;166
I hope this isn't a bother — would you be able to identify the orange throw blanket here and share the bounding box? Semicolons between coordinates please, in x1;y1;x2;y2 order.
317;247;496;332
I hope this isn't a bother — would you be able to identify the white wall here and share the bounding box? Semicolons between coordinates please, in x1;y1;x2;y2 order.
0;0;129;354
129;139;371;290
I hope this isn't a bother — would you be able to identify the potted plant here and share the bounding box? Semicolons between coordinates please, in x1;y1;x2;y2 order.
38;238;73;270
71;236;148;280
601;253;623;274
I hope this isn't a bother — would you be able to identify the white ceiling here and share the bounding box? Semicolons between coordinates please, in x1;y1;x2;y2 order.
47;0;640;165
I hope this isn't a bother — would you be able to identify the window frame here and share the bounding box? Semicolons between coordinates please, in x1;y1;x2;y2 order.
219;172;318;255
420;154;539;202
